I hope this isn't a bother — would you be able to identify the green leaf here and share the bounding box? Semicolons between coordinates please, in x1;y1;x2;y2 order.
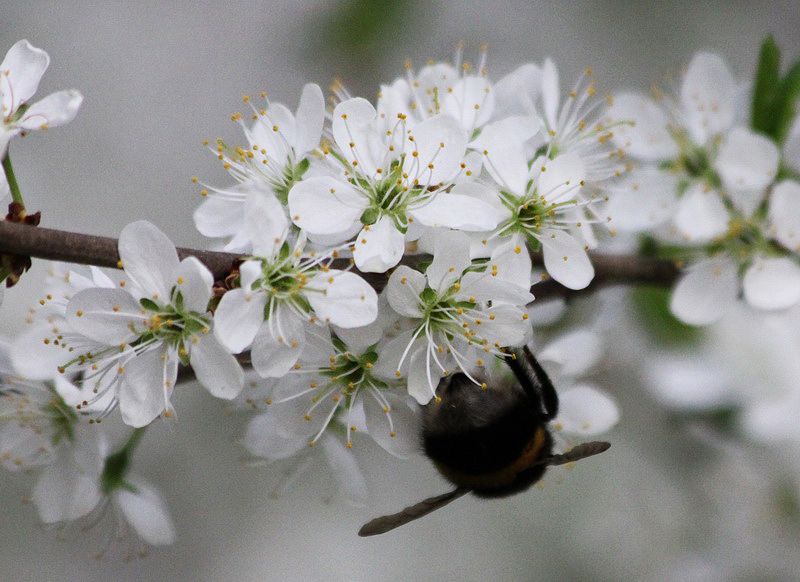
139;297;160;311
331;334;348;354
773;60;800;144
420;287;437;305
294;157;310;179
631;286;703;347
751;35;781;136
360;207;379;225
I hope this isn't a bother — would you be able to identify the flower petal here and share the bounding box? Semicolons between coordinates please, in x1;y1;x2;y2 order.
541;58;559;130
33;447;100;524
471;116;539;194
18;90;83;130
673;183;729;242
115;476;176;546
386;265;426;318
0;40;49;113
407;347;441;405
245;191;289;258
670;257;738;325
319;434;368;506
119;346;174;427
288;176;364;236
714;127;779;215
363;392;420;458
494;64;541;117
175;256;213;313
67;288;144;345
243;411;307;460
540;228;594;290
189;332;244;399
119;221;179;301
442;76;495;131
538;329;603;377
352;217;405;273
425;230;471;292
294;83;325;157
410;192;502;231
536;152;586;204
192;185;247;238
742;256;800;311
251;306;305;378
606;167;678;231
768;180;800;252
306;270;379;328
214;288;267;353
402;113;467;185
554;384;619;436
680;52;736;144
332;97;380;176
607;92;677;161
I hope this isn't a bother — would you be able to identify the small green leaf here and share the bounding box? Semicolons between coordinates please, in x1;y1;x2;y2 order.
295;157;310;178
751;35;781;136
139;297;160;311
331;334;347;354
773;60;800;144
362;350;378;365
360;207;380;225
420;287;437;305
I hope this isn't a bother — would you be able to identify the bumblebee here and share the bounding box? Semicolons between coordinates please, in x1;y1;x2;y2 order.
359;346;610;536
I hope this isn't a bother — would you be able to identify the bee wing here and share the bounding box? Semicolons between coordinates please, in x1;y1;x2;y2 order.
358;487;470;537
545;441;611;466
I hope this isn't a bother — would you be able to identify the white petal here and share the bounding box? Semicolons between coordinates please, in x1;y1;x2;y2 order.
214;288;266;353
0;40;49;113
288;176;364;236
243;411;307;460
18;90;83;130
673;183;729;242
251;306;305;377
250;104;295;162
175;257;213;313
479;304;531;347
607;92;677;161
189;332;244;399
407;347;440;404
538;329;603;377
670;257;738;325
306;270;379;328
402;114;467;185
332;318;384;354
239;260;263;290
536;152;586;204
541;58;560;130
386;265;426;318
67;288;144;345
784;117;800;173
540;229;594;290
245;191;289;258
606;167;678;231
681;52;736;144
352;217;405;273
119;346;173;427
742;257;800;311
554;384;619;436
192;187;246;238
115;476;176;546
410;192;502;231
714;127;779;215
11;322;84;379
363;392;420;458
33;448;100;524
442;76;495;131
471;116;539;194
319;434;368;505
494;64;541;117
293;83;325;157
769;180;800;251
119;221;179;301
425;230;471;292
332;97;380;176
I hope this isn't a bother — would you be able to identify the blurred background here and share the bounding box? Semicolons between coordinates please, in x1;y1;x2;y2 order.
2;1;800;580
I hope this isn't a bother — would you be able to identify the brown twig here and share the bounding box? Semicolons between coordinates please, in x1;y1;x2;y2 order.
0;221;681;299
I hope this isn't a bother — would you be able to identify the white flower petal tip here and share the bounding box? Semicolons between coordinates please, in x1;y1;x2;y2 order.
742;257;800;311
670;257;738;325
554;385;620;437
540;229;594;290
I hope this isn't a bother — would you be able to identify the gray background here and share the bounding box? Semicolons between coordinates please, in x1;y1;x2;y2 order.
1;1;799;580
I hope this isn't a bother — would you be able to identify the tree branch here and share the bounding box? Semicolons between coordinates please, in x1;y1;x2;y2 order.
0;221;680;299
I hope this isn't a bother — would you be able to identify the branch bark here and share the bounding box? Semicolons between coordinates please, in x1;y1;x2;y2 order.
0;220;681;299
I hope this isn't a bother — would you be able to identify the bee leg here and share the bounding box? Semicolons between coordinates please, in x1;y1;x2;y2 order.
507;346;560;420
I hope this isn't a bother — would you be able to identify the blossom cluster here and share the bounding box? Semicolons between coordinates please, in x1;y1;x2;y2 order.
4;33;799;557
604;49;800;324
